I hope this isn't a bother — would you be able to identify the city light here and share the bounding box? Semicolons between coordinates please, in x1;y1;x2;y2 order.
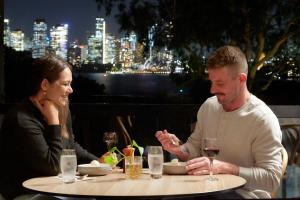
3;17;178;74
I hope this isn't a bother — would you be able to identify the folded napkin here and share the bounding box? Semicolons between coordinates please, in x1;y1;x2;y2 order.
56;174;93;182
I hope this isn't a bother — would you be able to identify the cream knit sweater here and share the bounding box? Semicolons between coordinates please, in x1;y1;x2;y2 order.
184;95;283;198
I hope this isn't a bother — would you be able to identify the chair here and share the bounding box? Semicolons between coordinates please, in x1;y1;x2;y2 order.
116;115;134;145
278;124;300;198
271;147;288;198
281;124;300;165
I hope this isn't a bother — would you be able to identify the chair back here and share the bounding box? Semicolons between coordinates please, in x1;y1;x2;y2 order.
271;147;288;198
280;147;288;177
281;124;300;165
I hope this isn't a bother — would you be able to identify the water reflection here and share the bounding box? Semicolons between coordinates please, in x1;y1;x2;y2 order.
74;73;179;96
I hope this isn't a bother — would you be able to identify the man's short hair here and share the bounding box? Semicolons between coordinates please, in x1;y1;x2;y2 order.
207;45;248;75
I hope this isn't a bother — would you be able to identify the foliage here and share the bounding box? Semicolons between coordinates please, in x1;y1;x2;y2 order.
102;139;144;166
101;114;144;166
95;0;300;92
4;46;33;102
253;44;300;91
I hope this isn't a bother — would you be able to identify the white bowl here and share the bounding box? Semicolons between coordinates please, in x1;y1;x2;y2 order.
78;163;112;176
163;162;187;175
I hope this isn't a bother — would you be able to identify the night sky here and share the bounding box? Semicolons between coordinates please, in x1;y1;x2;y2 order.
4;0;120;43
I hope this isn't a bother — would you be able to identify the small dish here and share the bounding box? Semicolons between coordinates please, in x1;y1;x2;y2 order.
163;162;187;175
78;163;112;176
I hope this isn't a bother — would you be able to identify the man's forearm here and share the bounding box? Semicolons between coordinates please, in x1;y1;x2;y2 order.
172;145;190;161
216;161;240;175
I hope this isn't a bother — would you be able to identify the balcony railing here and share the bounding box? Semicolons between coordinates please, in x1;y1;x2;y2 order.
1;103;300;157
69;103;200;157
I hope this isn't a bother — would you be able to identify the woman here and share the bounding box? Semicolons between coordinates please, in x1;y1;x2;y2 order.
0;55;98;199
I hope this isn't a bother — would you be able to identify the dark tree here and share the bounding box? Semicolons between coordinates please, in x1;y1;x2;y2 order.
4;46;33;102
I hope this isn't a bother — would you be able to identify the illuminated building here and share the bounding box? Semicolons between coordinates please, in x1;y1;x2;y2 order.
144;22;174;72
134;42;145;64
4;19;11;47
80;45;88;64
87;35;97;63
50;24;68;59
112;39;121;66
148;24;157;61
120;32;138;68
32;19;48;58
87;18;106;64
67;41;81;67
23;36;32;51
11;29;24;51
129;31;144;64
129;31;137;51
104;34;117;64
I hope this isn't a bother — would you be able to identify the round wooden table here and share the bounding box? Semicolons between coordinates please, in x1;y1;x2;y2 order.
23;171;246;199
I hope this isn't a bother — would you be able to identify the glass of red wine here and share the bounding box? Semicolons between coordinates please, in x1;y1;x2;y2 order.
203;137;219;181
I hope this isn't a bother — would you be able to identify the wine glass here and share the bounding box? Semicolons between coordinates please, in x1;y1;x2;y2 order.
203;137;219;181
103;131;118;149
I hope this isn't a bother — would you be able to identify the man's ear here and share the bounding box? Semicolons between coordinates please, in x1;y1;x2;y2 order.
41;79;49;91
239;73;247;83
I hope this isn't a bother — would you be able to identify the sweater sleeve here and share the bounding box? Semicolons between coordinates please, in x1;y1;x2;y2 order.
184;104;205;159
239;113;282;193
74;142;99;163
15;114;62;175
66;112;98;164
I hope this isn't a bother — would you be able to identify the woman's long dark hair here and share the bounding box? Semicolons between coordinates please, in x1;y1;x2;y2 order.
29;54;72;138
28;55;72;95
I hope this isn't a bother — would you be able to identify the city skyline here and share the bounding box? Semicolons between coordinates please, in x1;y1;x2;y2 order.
4;14;175;73
4;0;121;42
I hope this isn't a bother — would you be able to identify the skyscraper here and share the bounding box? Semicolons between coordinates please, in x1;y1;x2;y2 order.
11;29;24;51
104;34;117;64
80;44;88;64
87;18;106;64
129;31;137;51
23;36;32;51
95;17;106;64
50;24;68;60
68;41;81;67
120;33;137;68
32;19;47;58
4;19;11;47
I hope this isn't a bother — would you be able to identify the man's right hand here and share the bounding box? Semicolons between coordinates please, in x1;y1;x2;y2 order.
155;130;182;154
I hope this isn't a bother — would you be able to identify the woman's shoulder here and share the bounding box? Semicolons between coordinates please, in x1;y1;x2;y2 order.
4;98;40;125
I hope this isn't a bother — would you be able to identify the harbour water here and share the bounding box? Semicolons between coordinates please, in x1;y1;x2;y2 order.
74;73;180;97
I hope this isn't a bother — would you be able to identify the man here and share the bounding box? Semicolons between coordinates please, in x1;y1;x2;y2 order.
156;45;282;198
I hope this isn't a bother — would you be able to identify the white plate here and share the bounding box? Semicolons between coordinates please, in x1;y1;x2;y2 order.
78;163;112;176
163;162;187;175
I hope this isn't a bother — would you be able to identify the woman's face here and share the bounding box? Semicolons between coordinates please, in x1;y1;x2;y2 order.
45;68;73;106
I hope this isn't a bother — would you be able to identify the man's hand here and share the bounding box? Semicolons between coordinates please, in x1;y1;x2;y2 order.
155;130;181;154
155;129;189;161
186;157;239;176
186;157;211;175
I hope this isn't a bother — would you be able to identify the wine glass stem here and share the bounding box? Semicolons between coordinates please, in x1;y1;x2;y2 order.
209;159;213;178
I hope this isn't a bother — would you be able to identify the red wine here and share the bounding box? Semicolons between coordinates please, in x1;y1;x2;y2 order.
203;148;220;158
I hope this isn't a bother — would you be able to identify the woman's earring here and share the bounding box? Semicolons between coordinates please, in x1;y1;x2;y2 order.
43;91;47;96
